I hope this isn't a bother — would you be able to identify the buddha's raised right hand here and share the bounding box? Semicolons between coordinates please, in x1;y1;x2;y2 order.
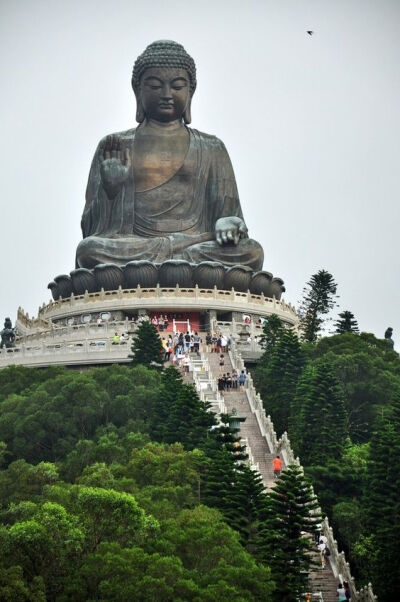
100;135;132;199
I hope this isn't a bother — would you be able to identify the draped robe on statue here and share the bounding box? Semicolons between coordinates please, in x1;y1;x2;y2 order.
76;127;264;270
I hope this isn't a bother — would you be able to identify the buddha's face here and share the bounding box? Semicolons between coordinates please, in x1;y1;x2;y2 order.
139;67;191;123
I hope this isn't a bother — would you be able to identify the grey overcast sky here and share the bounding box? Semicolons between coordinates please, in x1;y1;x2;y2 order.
1;0;399;344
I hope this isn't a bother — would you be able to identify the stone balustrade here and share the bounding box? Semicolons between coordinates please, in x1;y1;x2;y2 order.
191;356;226;415
240;437;260;473
357;583;378;602
214;318;264;338
16;320;135;345
320;517;377;602
0;336;133;368
26;285;298;324
229;343;282;457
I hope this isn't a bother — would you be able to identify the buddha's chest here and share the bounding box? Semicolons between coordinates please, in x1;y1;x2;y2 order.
133;129;190;192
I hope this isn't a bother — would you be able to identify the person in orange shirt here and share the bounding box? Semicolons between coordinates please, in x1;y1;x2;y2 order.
273;455;283;479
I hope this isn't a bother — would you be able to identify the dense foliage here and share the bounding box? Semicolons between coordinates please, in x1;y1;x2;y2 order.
0;352;327;601
2;309;396;599
0;362;284;601
255;326;400;600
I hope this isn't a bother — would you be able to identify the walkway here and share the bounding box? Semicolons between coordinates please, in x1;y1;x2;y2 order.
205;349;276;487
190;345;341;602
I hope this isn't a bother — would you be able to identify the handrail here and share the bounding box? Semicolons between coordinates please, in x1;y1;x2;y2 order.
0;336;133;367
15;320;136;344
17;285;298;326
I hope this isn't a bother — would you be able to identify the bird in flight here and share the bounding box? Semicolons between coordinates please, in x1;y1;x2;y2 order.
307;30;314;35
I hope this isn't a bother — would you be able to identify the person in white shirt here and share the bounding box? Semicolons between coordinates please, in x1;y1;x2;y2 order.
182;353;191;373
317;541;326;567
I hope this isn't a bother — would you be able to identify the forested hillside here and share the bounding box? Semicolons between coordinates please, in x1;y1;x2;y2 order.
2;318;396;600
255;327;400;601
0;359;319;602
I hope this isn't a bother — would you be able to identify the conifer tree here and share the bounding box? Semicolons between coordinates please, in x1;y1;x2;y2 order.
365;391;400;601
334;310;359;334
264;464;321;602
233;466;269;555
201;415;248;531
129;320;164;369
292;358;348;465
149;366;184;442
200;416;272;552
256;329;304;437
259;314;284;356
163;383;215;450
299;270;338;343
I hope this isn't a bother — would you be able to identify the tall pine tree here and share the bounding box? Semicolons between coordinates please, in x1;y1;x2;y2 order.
201;415;248;532
230;465;268;554
130;320;164;369
264;464;321;602
163;383;215;449
299;270;338;343
149;366;184;442
255;328;304;437
291;358;348;466
259;314;284;357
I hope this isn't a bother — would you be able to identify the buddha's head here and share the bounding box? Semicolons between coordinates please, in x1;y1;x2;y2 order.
132;40;196;124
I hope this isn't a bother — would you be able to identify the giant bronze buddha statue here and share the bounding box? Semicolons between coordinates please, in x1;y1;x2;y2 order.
48;41;285;299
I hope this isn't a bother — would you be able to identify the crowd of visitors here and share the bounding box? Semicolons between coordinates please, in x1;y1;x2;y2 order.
157;331;203;369
217;370;237;390
151;314;169;331
217;369;247;391
158;330;234;363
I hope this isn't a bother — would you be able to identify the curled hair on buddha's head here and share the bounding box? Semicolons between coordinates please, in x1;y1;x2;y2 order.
132;40;196;124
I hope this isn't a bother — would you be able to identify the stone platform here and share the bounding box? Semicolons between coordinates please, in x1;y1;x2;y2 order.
1;285;298;369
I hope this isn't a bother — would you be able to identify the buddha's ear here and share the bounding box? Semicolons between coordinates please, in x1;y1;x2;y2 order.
134;90;145;123
183;96;192;124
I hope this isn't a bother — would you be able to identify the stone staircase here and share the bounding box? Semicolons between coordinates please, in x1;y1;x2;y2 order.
308;562;340;602
306;545;341;602
205;350;276;487
193;346;342;602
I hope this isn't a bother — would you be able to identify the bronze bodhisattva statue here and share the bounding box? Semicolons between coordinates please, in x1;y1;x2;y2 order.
48;41;284;298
